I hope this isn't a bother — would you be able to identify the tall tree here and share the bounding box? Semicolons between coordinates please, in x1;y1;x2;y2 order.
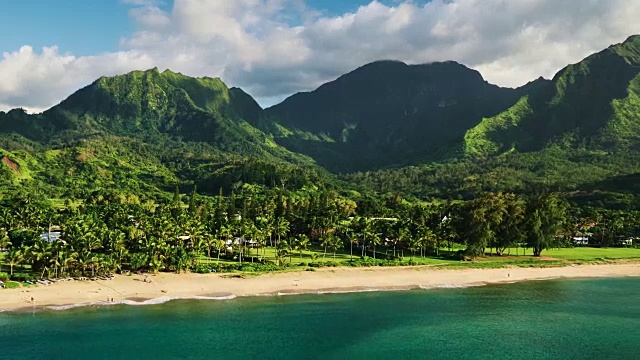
525;193;568;257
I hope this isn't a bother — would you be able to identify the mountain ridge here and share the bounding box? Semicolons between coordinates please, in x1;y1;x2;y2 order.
264;59;541;171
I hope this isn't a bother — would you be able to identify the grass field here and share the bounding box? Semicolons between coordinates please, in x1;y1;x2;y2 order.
545;247;640;261
2;246;640;281
196;246;640;268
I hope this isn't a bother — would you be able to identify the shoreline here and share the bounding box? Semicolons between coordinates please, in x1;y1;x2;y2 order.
2;263;640;312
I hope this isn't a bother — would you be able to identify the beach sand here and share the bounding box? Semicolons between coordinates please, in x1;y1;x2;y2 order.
2;263;640;311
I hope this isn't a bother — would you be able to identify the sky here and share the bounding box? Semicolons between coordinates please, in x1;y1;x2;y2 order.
1;0;640;112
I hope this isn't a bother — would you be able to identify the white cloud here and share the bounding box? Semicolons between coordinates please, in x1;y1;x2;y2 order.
2;0;640;112
0;46;153;113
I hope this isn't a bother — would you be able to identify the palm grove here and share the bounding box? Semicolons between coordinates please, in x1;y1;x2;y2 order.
0;184;579;280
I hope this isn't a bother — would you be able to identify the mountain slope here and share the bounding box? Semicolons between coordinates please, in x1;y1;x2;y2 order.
0;68;313;164
0;70;327;199
464;35;640;157
264;60;544;172
345;35;640;200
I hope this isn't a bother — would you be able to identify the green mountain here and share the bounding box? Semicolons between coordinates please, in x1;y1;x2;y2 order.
1;68;307;161
264;60;546;172
0;69;325;200
345;35;640;200
464;35;640;157
2;35;640;205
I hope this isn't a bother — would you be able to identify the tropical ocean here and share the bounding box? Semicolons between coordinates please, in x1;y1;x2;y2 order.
1;277;639;360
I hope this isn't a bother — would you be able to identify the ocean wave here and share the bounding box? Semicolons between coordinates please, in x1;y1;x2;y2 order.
418;283;487;290
315;287;415;295
272;286;417;297
45;294;237;311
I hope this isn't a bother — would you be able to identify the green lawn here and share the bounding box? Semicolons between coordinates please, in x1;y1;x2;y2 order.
544;247;640;261
182;246;640;270
4;247;640;277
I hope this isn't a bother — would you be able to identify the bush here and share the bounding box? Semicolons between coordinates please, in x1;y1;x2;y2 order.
0;272;9;282
4;281;20;289
193;266;210;274
10;273;33;282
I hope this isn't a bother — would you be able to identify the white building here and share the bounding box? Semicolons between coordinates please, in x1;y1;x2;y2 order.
572;236;590;246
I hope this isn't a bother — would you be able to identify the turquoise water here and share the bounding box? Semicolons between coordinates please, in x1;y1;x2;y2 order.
2;278;640;359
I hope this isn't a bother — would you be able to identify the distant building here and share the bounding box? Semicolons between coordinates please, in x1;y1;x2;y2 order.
225;237;245;246
572;235;590;246
617;237;634;246
40;231;62;243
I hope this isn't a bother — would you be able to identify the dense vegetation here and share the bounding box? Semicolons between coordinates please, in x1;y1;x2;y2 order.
2;186;638;280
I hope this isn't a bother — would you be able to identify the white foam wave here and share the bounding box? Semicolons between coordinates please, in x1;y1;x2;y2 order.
418;283;486;290
45;294;236;311
315;287;414;295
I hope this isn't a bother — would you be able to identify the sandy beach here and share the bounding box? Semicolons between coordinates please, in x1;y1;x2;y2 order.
2;263;640;311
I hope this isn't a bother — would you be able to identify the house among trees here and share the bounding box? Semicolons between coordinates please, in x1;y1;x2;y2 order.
39;226;63;243
572;234;591;246
617;237;634;247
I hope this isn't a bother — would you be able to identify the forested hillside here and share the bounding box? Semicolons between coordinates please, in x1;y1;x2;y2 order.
0;69;327;201
341;35;640;205
264;60;545;171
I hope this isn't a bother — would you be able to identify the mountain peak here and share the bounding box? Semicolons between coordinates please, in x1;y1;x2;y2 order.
265;58;522;171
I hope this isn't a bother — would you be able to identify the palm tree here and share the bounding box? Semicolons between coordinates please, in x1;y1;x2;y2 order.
5;247;22;276
295;235;310;262
409;237;421;261
274;217;290;248
329;235;343;261
0;228;10;273
397;226;411;258
341;225;357;260
60;249;77;277
149;254;164;273
320;234;332;260
129;253;148;272
76;251;92;276
0;228;10;250
276;238;290;266
204;233;217;260
215;239;226;264
254;229;267;261
28;238;52;278
370;234;382;259
48;241;64;278
360;217;375;258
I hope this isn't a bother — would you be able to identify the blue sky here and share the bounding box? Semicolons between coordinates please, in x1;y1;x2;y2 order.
0;0;637;111
0;1;135;55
